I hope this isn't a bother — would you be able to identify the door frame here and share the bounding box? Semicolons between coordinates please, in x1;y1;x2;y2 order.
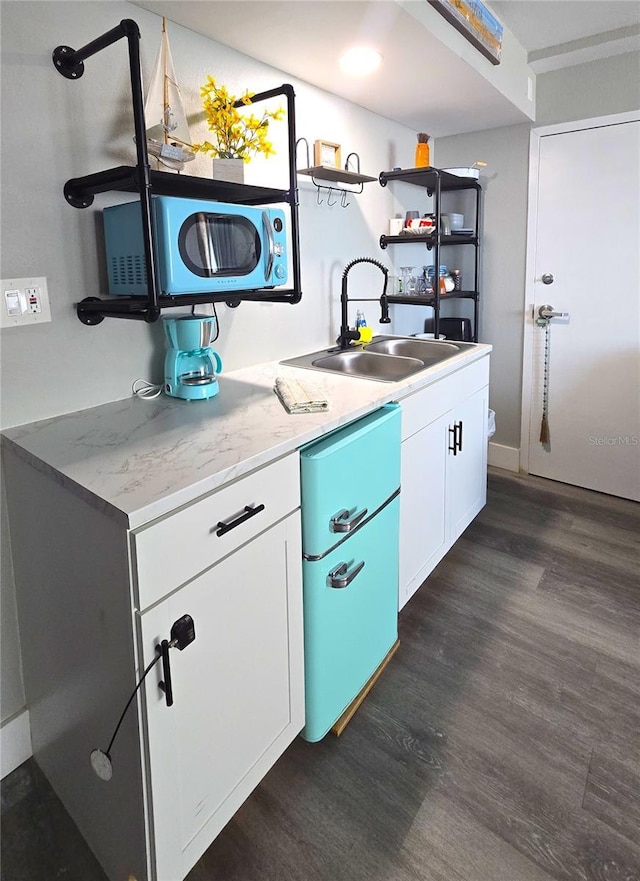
519;109;640;474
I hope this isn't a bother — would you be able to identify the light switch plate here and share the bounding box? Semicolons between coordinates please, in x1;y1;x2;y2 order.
0;277;51;327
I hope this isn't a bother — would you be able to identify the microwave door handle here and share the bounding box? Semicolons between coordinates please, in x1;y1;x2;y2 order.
195;213;217;275
262;211;275;281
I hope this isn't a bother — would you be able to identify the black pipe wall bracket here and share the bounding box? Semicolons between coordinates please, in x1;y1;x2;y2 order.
53;19;303;324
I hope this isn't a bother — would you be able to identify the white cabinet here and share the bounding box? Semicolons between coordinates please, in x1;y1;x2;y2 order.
139;513;303;880
448;384;489;540
398;357;489;609
4;448;304;881
399;410;449;599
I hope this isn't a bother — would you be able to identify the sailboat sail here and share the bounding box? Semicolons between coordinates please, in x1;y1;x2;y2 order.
144;19;195;171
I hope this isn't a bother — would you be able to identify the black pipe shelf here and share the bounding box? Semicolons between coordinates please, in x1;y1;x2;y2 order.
65;166;291;210
378;164;482;342
380;233;478;249
379;166;481;194
53;18;303;324
386;291;478;306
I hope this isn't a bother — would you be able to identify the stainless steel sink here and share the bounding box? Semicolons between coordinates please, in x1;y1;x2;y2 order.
366;338;462;364
281;335;476;382
312;350;425;381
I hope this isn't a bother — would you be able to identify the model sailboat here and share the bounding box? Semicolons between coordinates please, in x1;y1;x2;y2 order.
144;18;195;172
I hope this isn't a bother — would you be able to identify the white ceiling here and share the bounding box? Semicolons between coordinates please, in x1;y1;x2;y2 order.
491;1;640;72
131;0;639;135
491;1;639;53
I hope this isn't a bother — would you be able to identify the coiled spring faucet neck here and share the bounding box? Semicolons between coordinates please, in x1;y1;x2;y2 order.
339;257;391;350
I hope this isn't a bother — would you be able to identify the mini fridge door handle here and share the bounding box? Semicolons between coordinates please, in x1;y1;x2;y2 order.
329;507;368;533
326;559;365;589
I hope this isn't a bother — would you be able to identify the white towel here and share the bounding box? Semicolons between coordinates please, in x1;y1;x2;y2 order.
274;377;329;414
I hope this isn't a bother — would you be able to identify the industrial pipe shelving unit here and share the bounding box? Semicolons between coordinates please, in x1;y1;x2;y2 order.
52;19;302;325
379;167;481;342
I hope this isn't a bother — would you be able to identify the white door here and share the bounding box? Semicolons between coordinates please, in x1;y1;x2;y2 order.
525;117;640;501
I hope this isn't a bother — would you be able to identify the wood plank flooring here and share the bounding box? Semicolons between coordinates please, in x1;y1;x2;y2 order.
2;468;639;881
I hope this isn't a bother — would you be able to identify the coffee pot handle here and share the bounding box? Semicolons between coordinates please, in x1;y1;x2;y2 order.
210;349;223;374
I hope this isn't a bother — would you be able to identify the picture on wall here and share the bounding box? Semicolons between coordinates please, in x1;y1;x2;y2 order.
429;0;503;65
314;140;342;169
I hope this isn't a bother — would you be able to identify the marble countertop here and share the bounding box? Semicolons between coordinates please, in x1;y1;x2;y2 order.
2;342;491;529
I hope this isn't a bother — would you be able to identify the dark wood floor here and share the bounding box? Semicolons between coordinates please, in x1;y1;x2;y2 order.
3;469;639;881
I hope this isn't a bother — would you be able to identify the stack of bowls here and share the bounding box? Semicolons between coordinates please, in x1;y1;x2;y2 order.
449;213;464;231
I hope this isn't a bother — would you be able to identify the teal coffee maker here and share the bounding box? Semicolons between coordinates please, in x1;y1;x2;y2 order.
163;316;223;401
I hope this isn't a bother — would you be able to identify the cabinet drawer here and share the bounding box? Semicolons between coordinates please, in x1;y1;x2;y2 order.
399;356;489;441
133;452;300;610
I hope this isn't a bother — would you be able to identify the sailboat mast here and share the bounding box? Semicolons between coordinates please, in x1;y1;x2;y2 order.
162;17;169;146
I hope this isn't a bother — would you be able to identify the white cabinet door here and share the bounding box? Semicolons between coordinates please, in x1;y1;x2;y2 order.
448;386;489;542
399;411;449;609
398;365;489;610
138;513;304;881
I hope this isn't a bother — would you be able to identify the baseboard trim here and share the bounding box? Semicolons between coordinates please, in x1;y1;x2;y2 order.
488;442;520;473
1;709;32;779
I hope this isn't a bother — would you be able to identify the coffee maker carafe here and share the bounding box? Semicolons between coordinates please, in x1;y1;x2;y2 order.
163;316;223;401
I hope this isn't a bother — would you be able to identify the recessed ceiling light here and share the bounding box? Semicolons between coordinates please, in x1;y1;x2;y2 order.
339;47;382;77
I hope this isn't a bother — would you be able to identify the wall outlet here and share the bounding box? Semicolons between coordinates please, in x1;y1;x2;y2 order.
0;277;51;328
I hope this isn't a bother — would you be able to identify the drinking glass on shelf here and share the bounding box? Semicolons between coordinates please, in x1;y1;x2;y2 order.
417;266;431;296
400;266;413;295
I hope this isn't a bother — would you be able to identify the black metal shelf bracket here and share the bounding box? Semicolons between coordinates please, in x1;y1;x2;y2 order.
53;20;302;324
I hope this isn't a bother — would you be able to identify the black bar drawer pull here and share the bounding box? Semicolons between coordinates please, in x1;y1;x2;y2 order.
448;424;457;455
457;419;463;453
157;639;173;707
215;503;265;537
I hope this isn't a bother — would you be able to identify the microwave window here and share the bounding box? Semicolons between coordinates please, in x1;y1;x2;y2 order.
179;213;261;278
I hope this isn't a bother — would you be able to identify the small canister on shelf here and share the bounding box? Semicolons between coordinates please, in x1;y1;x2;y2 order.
450;269;462;291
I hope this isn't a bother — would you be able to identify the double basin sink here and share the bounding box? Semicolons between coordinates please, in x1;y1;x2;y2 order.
282;335;476;382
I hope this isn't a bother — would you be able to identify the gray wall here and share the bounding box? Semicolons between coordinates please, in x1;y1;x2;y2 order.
434;124;531;449
436;50;640;450
0;1;423;732
537;51;640;126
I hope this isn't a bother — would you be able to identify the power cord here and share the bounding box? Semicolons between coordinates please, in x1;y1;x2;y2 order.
132;378;163;400
192;301;220;343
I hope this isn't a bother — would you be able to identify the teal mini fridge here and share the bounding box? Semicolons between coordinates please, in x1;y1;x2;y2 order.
300;405;401;742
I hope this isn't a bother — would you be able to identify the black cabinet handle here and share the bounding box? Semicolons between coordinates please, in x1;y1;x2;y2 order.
449;421;463;455
215;503;265;537
448;424;457;455
157;639;173;707
156;615;196;708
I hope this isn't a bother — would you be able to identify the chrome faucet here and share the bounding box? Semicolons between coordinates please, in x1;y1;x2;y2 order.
338;257;391;350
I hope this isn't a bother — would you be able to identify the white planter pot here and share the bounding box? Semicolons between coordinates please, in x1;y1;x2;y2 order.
212;158;245;184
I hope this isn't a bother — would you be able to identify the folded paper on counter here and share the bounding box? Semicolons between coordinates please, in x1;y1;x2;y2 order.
274;377;329;414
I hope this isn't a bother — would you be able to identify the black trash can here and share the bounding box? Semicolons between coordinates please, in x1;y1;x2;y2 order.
424;317;472;341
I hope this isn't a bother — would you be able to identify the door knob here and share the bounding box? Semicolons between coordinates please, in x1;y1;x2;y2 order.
538;304;568;320
541;273;554;285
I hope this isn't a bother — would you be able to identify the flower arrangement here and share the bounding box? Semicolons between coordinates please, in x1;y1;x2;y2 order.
193;76;284;162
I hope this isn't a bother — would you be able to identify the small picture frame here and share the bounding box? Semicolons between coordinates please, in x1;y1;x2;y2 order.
314;139;342;169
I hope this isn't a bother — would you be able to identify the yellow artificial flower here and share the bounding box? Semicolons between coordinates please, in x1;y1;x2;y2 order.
193;76;284;162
